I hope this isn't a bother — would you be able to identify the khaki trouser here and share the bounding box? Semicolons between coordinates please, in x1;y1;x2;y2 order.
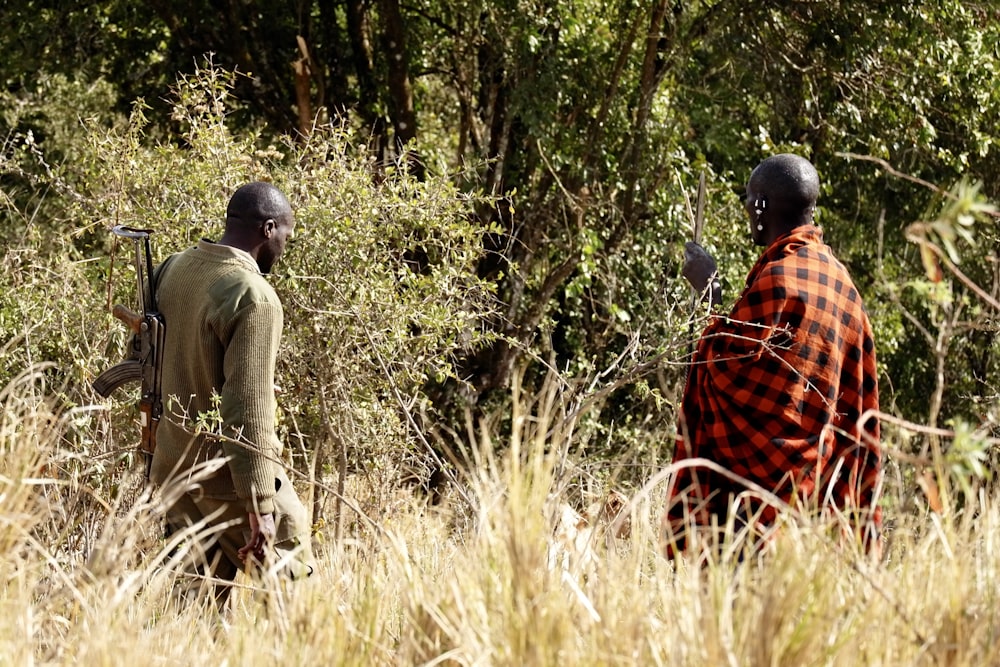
163;468;315;609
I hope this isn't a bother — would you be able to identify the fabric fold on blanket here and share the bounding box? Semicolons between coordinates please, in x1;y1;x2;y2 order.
664;224;882;553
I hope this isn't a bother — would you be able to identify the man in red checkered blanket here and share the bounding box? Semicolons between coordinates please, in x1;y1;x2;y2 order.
663;154;883;557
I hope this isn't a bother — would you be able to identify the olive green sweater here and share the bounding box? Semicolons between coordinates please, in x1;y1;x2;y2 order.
151;240;282;514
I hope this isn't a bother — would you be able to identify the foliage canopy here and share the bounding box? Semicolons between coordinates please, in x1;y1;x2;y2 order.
3;0;1000;489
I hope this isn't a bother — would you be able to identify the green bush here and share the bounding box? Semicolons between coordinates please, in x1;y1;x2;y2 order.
2;63;500;521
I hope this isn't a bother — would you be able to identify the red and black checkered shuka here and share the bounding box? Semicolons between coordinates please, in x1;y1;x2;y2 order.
664;225;883;553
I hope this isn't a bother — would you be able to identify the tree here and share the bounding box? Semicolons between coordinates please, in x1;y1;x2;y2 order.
4;0;1000;465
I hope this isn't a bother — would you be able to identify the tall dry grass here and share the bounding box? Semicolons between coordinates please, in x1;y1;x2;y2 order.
3;366;1000;666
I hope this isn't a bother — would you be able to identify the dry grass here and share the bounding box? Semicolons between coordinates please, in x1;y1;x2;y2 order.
4;368;1000;666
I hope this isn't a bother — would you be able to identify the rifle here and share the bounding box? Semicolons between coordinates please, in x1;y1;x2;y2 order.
92;226;165;478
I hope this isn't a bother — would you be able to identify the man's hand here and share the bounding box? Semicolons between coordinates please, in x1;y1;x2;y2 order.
682;241;722;305
238;512;276;564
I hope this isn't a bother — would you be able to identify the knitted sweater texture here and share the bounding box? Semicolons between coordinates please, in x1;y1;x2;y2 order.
151;240;282;513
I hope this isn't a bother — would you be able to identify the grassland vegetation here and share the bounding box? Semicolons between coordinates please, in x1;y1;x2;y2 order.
3;12;1000;663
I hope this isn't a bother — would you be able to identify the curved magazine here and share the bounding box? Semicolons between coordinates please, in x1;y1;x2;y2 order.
92;359;142;397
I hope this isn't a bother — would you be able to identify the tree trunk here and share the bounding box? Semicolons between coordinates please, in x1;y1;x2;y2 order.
346;0;390;162
378;0;422;176
455;0;675;403
293;36;314;137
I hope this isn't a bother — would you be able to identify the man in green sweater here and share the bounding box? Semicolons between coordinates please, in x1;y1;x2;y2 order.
153;181;313;606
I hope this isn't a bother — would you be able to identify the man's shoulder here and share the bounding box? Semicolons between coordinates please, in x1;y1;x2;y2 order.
208;268;280;307
761;242;867;310
763;242;843;280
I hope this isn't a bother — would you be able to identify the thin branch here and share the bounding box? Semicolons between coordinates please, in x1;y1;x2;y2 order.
907;234;1000;312
836;152;948;196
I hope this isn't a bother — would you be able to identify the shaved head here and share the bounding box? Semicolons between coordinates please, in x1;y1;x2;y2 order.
748;154;819;217
745;154;820;245
226;182;292;230
220;181;296;273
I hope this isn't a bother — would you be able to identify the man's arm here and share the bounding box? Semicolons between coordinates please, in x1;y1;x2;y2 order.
219;299;284;515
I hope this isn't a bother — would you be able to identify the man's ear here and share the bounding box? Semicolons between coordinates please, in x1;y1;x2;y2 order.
262;218;276;237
